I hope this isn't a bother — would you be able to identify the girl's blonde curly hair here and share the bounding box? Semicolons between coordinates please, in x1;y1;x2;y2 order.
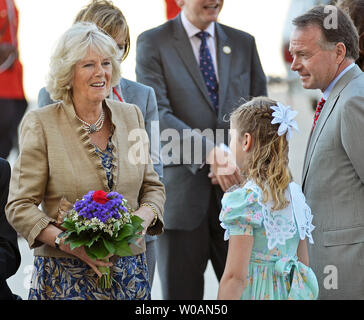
230;96;292;211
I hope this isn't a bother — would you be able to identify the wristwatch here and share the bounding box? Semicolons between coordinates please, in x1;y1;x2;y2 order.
54;231;67;249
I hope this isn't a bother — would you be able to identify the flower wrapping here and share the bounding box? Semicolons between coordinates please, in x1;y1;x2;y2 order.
60;190;144;289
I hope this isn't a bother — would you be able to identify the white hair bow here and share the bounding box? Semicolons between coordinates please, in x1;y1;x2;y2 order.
270;102;299;141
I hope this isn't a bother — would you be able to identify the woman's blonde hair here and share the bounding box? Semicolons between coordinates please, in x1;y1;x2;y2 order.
46;22;121;105
230;97;292;211
74;0;130;61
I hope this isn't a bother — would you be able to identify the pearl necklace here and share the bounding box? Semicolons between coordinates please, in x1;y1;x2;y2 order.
75;109;105;134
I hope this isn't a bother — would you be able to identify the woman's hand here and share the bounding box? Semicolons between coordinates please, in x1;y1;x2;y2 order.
36;224;113;278
132;206;155;244
133;206;155;234
59;239;113;278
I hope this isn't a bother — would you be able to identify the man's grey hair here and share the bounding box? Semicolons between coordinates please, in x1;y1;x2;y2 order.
293;5;359;61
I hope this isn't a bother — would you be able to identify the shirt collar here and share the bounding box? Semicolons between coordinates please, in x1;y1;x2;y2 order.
323;63;355;100
181;10;215;39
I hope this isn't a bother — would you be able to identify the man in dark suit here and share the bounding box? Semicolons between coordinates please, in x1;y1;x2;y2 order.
136;0;266;299
0;158;21;300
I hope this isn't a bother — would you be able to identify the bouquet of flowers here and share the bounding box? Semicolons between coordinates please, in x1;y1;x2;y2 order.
60;190;144;289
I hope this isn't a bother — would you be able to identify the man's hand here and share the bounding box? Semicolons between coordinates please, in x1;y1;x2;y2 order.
206;146;241;191
208;170;219;185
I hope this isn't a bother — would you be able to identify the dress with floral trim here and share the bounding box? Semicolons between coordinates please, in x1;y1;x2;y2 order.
219;180;318;300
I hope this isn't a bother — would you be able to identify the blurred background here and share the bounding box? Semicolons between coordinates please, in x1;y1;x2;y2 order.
6;0;332;300
12;0;326;187
16;0;290;102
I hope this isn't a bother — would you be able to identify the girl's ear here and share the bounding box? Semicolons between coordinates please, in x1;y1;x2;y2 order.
242;133;252;152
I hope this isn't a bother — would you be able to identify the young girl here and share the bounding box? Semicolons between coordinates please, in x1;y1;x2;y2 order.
217;97;318;300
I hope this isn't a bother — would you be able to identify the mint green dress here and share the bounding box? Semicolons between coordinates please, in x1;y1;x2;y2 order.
219;180;319;300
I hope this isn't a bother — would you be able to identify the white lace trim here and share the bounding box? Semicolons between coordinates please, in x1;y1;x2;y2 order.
243;180;315;250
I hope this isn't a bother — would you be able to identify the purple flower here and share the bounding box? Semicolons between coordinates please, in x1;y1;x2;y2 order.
74;190;128;222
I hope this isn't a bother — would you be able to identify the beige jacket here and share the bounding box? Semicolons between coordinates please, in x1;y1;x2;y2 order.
6;99;165;258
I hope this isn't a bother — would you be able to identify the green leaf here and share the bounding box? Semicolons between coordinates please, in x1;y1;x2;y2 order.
75;224;87;235
87;239;109;259
61;220;76;232
114;240;133;257
84;246;98;261
131;215;144;233
102;237;115;255
131;215;144;225
64;232;91;250
86;232;100;248
116;224;134;241
133;224;144;234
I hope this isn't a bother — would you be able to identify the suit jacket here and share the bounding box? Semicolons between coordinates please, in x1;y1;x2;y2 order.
38;80;163;244
302;65;364;299
136;14;267;230
6;99;165;259
38;78;163;178
0;158;21;300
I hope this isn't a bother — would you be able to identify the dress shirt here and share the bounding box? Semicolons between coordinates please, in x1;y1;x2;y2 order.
180;10;219;82
322;63;355;100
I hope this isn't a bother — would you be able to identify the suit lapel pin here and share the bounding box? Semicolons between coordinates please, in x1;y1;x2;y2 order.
223;46;231;54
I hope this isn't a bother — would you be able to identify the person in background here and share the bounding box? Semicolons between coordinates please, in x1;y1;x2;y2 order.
136;0;267;299
165;0;181;20
337;0;364;70
290;5;364;299
6;22;165;300
0;0;27;159
37;0;163;288
218;97;318;300
0;157;21;300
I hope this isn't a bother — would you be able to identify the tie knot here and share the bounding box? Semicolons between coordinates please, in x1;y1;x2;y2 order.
195;31;209;41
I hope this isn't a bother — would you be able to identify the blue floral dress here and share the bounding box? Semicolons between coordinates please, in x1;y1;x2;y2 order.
28;137;150;300
220;180;319;300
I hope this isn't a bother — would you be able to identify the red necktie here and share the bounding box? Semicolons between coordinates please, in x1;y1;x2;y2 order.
313;97;326;129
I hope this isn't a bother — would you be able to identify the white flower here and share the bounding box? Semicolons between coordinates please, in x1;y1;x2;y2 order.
270;102;299;141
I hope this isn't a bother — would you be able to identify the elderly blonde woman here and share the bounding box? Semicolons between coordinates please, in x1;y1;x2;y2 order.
6;22;165;300
38;0;163;288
